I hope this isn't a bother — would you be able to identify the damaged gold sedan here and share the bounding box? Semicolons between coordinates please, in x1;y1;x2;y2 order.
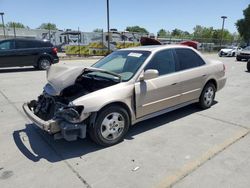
23;45;226;146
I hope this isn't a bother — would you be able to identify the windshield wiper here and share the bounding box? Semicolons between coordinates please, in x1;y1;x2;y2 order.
83;67;122;82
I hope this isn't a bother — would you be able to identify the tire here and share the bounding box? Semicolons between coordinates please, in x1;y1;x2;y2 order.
236;57;241;61
247;60;250;72
199;83;216;109
89;105;130;146
232;52;235;57
38;57;51;70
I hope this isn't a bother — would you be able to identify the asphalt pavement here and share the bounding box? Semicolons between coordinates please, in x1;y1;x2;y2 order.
0;54;249;188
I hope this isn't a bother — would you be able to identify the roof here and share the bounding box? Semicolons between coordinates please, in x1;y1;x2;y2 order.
120;44;192;52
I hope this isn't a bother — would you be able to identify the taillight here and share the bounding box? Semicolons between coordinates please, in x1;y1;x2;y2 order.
52;47;58;54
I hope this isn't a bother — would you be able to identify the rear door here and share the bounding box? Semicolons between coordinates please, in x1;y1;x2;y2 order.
174;48;207;103
0;40;16;67
15;40;40;66
135;49;181;118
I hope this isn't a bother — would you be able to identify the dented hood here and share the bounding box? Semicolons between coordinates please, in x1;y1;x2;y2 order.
46;64;86;95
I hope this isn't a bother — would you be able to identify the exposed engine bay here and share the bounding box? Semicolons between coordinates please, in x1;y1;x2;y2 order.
31;69;119;122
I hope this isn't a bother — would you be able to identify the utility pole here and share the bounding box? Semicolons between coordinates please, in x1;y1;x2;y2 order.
101;29;104;55
48;23;51;42
220;16;227;47
0;12;6;39
107;0;110;53
13;23;16;38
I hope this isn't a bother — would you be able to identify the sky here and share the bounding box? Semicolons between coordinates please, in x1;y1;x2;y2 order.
0;0;249;34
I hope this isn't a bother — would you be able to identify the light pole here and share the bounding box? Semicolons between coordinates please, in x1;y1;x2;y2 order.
220;16;227;47
106;0;110;53
0;12;6;39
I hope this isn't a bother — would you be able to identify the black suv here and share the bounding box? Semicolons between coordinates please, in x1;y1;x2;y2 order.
0;38;59;70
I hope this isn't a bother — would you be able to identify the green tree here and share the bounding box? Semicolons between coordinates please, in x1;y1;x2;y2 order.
171;28;190;38
193;25;203;38
236;4;250;44
212;29;234;44
126;26;149;34
38;23;57;30
6;22;27;28
93;28;103;32
157;29;168;37
171;28;182;37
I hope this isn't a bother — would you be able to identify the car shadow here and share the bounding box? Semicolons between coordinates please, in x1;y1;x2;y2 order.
0;67;42;73
13;102;217;163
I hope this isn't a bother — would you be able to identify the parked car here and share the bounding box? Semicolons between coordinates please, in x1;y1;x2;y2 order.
0;38;59;70
236;46;250;61
219;46;242;57
23;45;226;146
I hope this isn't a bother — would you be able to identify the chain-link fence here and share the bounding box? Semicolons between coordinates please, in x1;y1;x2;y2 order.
0;27;244;55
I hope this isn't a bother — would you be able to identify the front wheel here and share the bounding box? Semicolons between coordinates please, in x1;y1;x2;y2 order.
89;105;130;146
199;83;216;109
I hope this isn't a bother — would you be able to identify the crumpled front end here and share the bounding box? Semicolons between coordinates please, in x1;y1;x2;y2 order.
23;65;121;141
23;92;90;141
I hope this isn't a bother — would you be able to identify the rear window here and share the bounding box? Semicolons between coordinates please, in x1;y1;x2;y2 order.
175;48;205;71
40;41;53;47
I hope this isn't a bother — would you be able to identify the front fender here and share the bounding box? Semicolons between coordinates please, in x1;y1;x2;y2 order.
71;82;136;121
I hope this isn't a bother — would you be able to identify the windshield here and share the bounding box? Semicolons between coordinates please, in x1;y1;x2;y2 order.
91;50;151;81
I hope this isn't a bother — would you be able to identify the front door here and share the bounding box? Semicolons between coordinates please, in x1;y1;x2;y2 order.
135;49;181;118
0;40;16;68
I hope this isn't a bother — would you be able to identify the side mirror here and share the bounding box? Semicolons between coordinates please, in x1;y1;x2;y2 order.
140;69;159;81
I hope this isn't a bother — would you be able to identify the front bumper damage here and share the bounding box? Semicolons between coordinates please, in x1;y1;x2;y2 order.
22;102;87;141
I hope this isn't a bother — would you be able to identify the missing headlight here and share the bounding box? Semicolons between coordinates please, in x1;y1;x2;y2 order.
55;106;84;123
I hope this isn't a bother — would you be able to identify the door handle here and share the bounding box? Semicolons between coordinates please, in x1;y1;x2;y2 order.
202;74;207;77
171;83;177;85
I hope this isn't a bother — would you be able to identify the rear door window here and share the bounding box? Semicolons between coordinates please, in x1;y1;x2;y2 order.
16;40;33;49
145;49;176;76
15;40;52;49
175;48;205;71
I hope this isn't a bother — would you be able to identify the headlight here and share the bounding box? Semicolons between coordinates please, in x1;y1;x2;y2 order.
55;105;87;123
44;83;58;96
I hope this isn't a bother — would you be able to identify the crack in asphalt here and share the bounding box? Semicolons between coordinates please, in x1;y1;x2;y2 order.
0;90;92;188
157;129;249;188
196;112;249;130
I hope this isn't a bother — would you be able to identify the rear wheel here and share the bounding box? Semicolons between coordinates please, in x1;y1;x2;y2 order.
38;57;51;70
89;105;130;146
199;83;216;109
232;52;235;57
